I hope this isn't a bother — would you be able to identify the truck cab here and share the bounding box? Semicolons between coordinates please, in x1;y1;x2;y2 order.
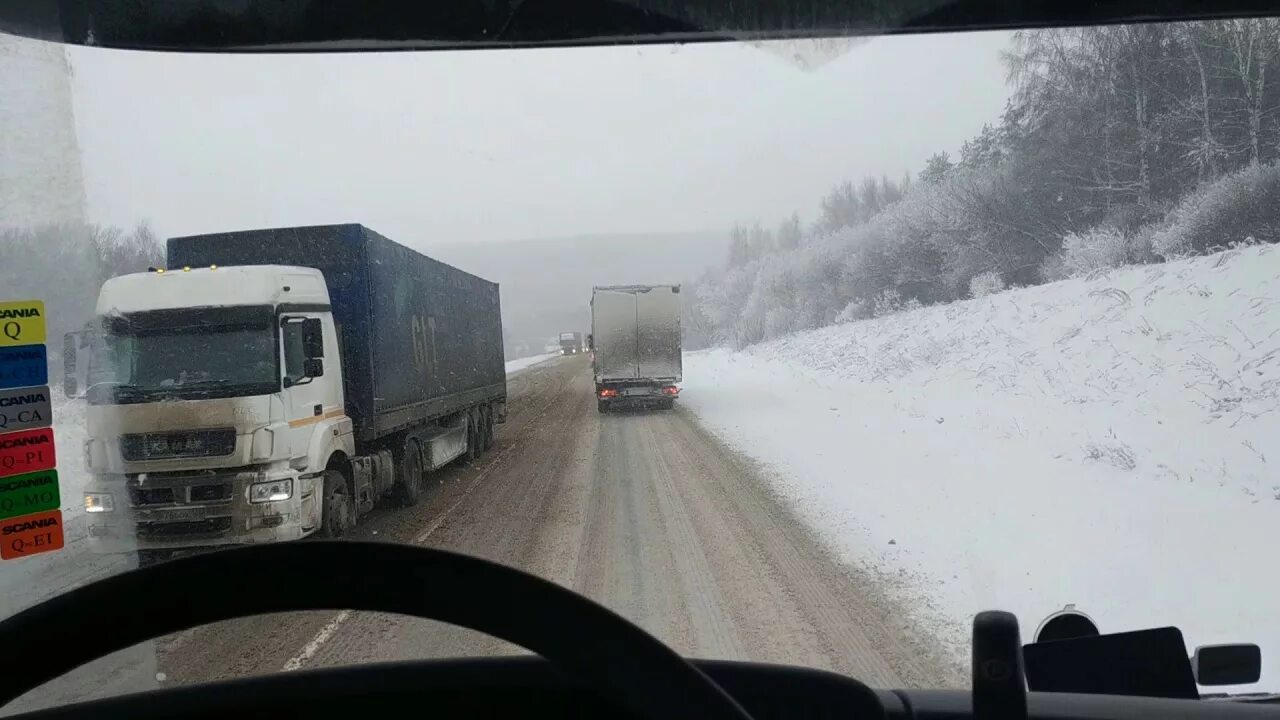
558;332;582;356
72;265;353;556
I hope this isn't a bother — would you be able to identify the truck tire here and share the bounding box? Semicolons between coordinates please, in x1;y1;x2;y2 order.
319;470;354;538
394;437;424;507
597;400;608;414
482;405;495;451
465;411;481;463
660;399;675;411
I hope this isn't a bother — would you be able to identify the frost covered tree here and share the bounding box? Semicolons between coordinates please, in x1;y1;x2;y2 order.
0;222;163;376
691;19;1280;349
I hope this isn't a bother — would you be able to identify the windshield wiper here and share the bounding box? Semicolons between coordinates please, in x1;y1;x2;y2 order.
167;379;231;388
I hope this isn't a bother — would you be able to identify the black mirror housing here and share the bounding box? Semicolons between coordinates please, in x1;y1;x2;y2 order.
1192;644;1261;686
62;331;84;398
302;318;324;358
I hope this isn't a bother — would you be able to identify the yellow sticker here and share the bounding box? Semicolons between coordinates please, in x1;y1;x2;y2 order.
0;301;45;347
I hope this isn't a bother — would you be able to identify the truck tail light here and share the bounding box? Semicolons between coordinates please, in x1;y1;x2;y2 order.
599;388;618;398
661;386;679;396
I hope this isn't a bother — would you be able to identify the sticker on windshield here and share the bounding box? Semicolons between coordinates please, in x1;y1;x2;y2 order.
0;385;51;433
0;427;56;479
0;345;47;391
0;469;59;521
0;300;46;347
0;509;64;560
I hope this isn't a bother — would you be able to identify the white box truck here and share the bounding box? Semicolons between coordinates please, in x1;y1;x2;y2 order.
590;284;681;412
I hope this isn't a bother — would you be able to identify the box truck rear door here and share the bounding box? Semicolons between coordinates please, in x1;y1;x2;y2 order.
636;286;680;381
593;289;639;380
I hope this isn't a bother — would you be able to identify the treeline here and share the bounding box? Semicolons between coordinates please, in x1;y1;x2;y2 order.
687;19;1280;349
1;222;163;374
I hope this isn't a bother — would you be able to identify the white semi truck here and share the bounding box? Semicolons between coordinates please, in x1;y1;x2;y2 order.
66;224;506;565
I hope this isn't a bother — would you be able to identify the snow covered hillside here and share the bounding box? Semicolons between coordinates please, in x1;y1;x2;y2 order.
683;244;1280;689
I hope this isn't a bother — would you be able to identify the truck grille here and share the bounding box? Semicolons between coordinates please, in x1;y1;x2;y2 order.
121;429;236;461
127;483;232;506
190;483;233;502
136;517;232;538
129;487;175;505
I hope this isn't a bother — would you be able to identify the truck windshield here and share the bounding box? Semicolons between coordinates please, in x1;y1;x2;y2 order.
89;325;278;404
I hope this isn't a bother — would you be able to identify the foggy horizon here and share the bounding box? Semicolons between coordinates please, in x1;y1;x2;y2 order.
68;33;1011;245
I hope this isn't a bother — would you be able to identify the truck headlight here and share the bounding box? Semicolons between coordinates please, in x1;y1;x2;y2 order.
249;479;292;503
84;493;114;513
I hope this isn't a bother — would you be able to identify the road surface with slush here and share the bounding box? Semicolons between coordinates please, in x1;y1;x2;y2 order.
13;354;961;711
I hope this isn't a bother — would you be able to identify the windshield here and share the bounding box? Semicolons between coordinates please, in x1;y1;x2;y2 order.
90;324;278;402
2;13;1280;714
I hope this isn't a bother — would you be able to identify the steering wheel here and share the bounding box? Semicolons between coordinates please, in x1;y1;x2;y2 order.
0;542;753;720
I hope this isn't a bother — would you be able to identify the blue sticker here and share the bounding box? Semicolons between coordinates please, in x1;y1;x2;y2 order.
0;345;47;391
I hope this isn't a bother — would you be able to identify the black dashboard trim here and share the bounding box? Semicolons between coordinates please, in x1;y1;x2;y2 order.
9;657;1280;720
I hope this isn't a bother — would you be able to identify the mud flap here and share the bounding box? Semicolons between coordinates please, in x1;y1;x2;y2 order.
299;474;321;532
351;455;377;514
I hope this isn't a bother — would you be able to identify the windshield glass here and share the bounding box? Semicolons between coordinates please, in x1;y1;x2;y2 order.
2;14;1279;714
91;324;278;401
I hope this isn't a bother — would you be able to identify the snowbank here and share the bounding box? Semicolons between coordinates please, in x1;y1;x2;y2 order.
505;352;560;375
683;245;1280;689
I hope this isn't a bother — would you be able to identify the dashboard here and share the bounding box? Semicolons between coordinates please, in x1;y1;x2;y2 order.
12;657;1280;720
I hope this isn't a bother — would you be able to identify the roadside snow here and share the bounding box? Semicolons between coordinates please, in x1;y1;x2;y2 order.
683;245;1280;690
505;352;560;375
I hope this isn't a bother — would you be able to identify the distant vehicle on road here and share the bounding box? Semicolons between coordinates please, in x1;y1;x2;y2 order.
559;331;583;355
590;284;681;412
65;224;506;565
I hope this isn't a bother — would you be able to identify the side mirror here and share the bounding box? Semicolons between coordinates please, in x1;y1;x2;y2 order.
62;331;83;398
1192;644;1261;686
304;357;324;378
302;318;324;358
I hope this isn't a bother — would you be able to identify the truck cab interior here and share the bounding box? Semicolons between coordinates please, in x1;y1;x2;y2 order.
2;1;1278;720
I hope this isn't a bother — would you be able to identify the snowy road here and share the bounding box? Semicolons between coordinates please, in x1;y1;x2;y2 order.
148;354;956;692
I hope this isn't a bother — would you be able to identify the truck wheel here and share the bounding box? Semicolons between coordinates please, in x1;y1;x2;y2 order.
597;400;608;414
465;411;481;463
394;438;424;507
319;470;354;538
482;406;495;451
661;399;675;411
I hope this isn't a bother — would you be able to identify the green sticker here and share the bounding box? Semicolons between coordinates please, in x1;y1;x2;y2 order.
0;469;60;521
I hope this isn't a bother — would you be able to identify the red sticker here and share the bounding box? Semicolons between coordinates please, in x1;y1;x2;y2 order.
0;427;55;479
0;509;64;559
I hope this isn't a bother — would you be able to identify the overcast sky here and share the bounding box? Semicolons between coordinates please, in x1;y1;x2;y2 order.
69;32;1012;245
